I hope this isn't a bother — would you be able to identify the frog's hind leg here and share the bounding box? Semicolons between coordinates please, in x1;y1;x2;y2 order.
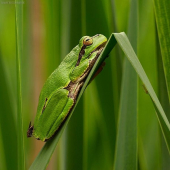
46;82;84;141
45;97;74;141
33;88;70;141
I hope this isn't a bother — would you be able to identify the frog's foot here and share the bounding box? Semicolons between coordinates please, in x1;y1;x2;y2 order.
27;122;34;137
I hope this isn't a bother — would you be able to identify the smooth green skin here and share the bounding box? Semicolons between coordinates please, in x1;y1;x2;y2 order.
32;34;107;141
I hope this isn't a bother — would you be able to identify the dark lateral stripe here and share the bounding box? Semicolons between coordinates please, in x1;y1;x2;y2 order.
76;44;86;66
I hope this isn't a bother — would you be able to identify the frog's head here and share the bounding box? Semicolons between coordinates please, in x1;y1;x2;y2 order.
76;34;107;66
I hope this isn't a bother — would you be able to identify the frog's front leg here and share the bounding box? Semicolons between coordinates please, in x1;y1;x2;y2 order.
69;51;99;83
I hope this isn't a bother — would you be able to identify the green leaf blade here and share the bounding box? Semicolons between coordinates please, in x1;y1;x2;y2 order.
15;1;25;170
114;59;137;170
154;0;170;101
114;32;170;152
156;24;170;168
0;55;18;170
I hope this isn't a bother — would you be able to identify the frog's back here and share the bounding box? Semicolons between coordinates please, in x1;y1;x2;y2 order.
44;45;80;90
35;45;80;122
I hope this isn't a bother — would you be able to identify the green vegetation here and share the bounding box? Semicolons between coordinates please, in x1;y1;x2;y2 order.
0;0;170;170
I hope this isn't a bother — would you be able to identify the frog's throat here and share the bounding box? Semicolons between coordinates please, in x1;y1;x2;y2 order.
76;41;107;67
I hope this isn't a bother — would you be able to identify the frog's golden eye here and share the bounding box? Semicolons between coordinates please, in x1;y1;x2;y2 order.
83;36;93;46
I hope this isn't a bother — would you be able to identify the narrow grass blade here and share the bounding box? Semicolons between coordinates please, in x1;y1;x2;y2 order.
114;32;170;152
153;0;170;101
15;1;25;170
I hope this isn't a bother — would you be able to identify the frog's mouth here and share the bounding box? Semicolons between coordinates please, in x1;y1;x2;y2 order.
88;41;107;58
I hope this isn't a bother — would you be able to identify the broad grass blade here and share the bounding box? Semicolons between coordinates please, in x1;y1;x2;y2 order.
153;0;170;101
156;26;170;168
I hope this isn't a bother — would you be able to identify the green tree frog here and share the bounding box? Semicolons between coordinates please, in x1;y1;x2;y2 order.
27;34;107;141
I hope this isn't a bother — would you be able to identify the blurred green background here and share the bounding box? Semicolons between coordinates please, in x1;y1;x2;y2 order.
0;0;170;169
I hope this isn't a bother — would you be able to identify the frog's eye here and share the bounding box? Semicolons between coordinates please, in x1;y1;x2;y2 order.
83;36;93;46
